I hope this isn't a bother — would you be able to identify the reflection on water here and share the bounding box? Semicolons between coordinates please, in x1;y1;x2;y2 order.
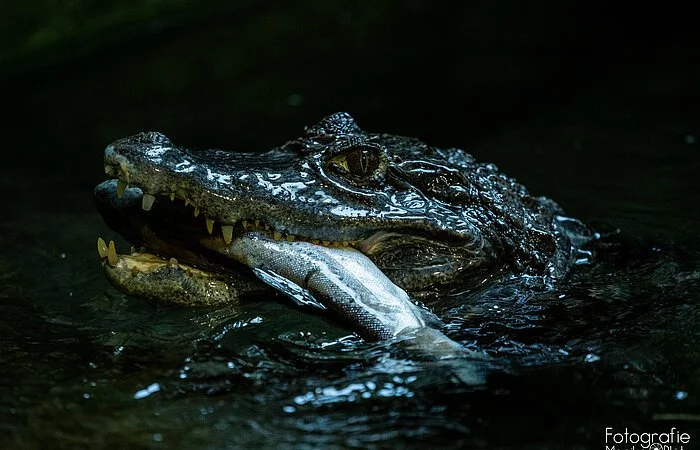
2;186;699;448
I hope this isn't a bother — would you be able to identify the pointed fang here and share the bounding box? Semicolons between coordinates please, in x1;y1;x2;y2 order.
221;225;233;244
206;218;214;234
97;237;108;258
142;193;156;211
107;240;118;267
116;179;127;199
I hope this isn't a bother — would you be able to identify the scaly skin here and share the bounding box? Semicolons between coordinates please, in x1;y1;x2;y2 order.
96;112;591;300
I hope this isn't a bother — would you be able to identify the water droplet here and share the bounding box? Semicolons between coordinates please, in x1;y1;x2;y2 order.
584;353;601;363
134;383;161;400
675;391;688;400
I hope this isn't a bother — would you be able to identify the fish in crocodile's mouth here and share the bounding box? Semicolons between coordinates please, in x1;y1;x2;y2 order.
93;180;444;340
93;176;393;297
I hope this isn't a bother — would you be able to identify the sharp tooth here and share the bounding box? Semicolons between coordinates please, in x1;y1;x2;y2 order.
342;242;349;247
116;179;127;199
273;231;282;240
310;239;320;245
286;235;295;242
142;193;156;211
193;207;200;217
107;240;118;267
322;241;330;246
264;224;271;231
170;192;175;201
168;257;179;267
184;198;190;207
221;225;233;244
206;218;214;234
130;245;137;254
104;164;114;175
255;220;261;227
97;237;108;258
242;221;249;230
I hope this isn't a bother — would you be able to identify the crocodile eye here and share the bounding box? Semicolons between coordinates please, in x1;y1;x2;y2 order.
328;145;382;180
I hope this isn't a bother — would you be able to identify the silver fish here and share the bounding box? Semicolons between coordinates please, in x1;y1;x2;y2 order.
229;233;430;341
228;233;489;383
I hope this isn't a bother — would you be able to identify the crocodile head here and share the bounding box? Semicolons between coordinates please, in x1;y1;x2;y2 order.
95;112;589;307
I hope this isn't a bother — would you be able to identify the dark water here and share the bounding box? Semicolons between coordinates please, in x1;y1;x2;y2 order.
2;2;700;448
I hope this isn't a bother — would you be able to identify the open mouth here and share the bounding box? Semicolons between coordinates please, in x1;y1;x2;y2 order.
94;175;437;340
93;174;390;309
97;167;378;267
95;148;487;310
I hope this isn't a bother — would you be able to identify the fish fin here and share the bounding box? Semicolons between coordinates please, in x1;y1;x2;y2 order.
252;268;327;310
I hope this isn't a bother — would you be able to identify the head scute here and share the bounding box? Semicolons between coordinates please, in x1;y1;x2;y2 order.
305;112;362;137
134;131;172;147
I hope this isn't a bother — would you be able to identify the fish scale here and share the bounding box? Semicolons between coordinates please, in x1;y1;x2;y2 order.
227;232;428;341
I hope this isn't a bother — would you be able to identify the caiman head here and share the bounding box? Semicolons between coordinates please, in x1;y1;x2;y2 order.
94;112;589;305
